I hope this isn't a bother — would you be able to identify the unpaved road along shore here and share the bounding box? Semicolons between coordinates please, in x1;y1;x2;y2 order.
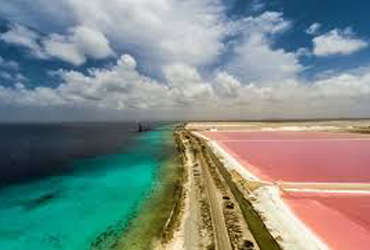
191;135;233;250
159;126;261;250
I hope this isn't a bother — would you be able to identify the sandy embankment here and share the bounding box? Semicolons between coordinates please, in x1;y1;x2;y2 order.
155;135;191;250
280;182;370;194
156;131;212;250
192;132;258;182
159;129;260;250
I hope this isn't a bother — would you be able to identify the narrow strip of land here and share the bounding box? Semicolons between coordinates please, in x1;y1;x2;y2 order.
281;182;370;193
191;136;233;250
160;126;279;250
192;131;277;250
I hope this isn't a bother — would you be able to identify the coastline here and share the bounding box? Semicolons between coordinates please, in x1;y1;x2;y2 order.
112;127;182;250
0;125;180;250
160;126;265;250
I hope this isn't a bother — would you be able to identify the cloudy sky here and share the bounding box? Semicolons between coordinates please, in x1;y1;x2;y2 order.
1;0;370;121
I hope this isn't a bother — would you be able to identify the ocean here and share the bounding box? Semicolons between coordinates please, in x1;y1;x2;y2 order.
0;122;175;250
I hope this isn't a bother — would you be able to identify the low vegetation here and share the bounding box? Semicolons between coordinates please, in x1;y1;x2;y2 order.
200;140;282;250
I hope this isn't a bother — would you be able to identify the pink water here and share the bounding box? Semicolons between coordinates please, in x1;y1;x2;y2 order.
283;192;370;250
203;131;370;182
201;131;370;249
202;131;369;141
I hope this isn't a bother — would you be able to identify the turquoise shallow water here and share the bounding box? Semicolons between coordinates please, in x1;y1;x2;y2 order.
0;128;173;250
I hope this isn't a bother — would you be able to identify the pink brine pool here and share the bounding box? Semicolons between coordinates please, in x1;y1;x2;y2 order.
283;192;370;250
202;131;370;183
201;131;370;141
201;131;370;250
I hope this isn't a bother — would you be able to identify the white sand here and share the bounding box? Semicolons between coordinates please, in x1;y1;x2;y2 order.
192;131;210;141
192;131;257;181
250;186;329;250
283;187;370;194
281;182;370;194
207;140;260;182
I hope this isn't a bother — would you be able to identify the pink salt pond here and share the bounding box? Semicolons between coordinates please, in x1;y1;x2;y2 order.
202;131;370;183
283;192;370;250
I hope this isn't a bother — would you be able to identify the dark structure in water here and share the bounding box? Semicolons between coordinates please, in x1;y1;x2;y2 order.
137;122;151;132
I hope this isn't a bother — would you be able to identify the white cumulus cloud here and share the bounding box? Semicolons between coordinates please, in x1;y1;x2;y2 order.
224;12;302;84
1;54;370;120
1;24;114;65
1;2;370;120
0;0;227;70
43;25;114;65
313;28;368;56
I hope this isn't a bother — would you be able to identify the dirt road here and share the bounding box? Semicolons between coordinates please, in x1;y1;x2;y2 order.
191;136;233;250
160;128;261;250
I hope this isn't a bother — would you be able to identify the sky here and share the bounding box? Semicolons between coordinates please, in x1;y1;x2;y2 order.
0;0;370;121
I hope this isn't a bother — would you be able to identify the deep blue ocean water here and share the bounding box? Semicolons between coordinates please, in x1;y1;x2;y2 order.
0;123;174;250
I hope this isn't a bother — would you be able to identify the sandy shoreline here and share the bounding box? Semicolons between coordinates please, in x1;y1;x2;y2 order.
159;126;262;250
114;129;181;250
155;128;214;250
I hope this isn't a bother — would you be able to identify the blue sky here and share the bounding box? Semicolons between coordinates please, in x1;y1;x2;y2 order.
0;0;370;121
